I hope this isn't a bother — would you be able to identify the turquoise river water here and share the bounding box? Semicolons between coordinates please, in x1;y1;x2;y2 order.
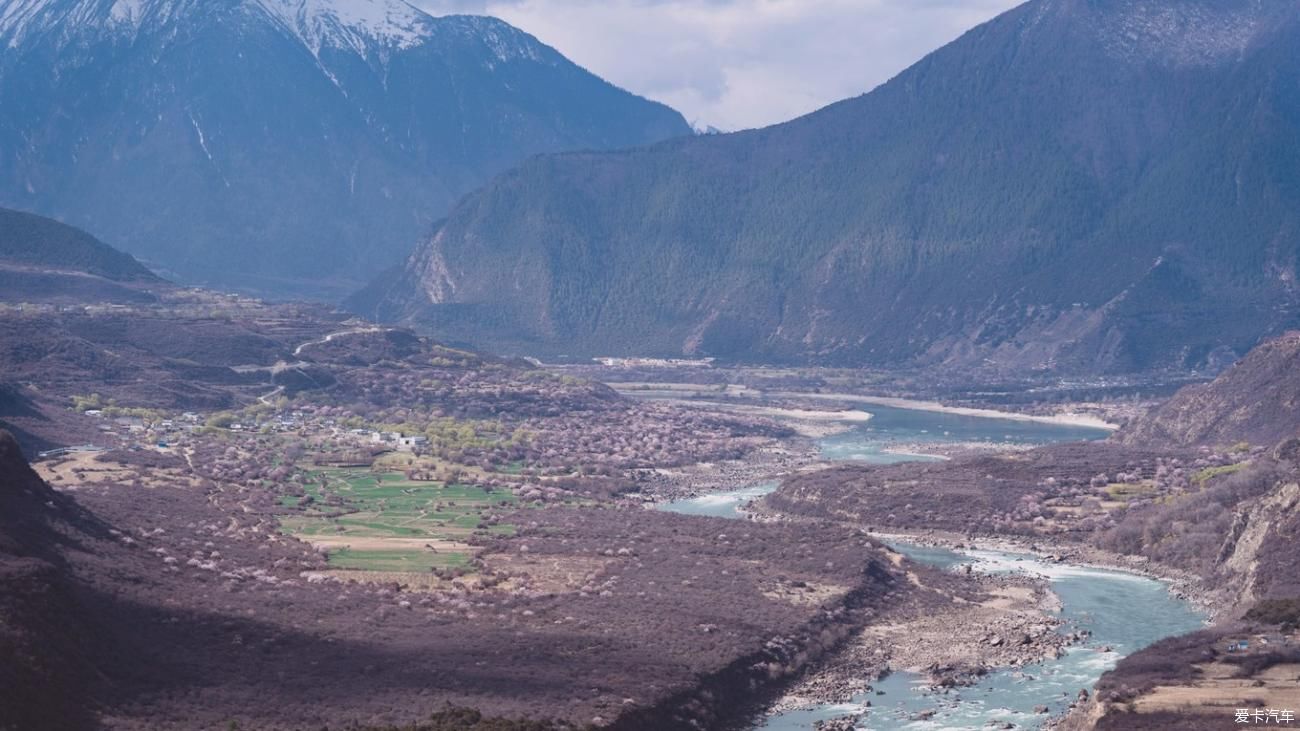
658;404;1204;731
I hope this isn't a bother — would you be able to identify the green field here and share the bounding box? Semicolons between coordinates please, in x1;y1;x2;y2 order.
327;548;471;573
1104;481;1157;501
279;469;517;573
1193;462;1248;486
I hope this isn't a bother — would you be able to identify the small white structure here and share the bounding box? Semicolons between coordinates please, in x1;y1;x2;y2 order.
397;435;429;452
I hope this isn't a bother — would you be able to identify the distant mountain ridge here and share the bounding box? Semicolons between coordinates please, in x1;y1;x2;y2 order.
0;0;690;298
0;206;157;281
354;0;1300;375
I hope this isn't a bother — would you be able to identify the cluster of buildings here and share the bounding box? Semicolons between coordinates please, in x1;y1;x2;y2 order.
1224;631;1294;653
75;404;433;457
344;429;429;452
592;356;715;368
80;411;204;448
242;412;307;433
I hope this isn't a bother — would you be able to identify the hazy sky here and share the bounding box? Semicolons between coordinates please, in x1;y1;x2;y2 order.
413;0;1023;131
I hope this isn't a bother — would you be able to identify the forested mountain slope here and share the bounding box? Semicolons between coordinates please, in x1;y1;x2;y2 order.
0;206;157;281
355;0;1300;374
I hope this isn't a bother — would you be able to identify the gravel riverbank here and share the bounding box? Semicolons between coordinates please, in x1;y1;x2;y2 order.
740;512;1212;729
767;570;1077;714
865;529;1218;620
633;440;822;504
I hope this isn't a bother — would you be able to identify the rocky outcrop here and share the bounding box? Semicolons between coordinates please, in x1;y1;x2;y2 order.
1216;481;1300;606
1119;332;1300;447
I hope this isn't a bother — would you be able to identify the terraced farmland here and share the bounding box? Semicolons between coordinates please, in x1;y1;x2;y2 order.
279;469;516;573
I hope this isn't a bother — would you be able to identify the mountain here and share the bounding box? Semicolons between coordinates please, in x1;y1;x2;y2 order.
0;206;157;281
0;0;690;299
1119;331;1300;448
353;0;1300;374
0;429;105;730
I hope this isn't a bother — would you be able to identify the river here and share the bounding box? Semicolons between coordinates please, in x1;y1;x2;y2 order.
658;405;1203;731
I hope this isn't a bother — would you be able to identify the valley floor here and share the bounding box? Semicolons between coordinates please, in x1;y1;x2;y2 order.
2;288;1295;731
0;291;1084;730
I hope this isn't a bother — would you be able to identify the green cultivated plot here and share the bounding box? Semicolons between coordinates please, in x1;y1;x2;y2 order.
1192;462;1248;486
1104;481;1157;502
279;469;517;573
328;548;471;573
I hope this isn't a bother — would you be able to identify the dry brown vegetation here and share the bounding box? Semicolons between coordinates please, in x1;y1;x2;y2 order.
1089;622;1300;730
1;427;937;730
767;442;1180;537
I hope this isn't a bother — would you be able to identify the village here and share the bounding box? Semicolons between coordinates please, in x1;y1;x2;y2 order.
62;402;455;465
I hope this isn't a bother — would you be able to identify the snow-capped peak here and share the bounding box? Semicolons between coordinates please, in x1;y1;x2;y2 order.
0;0;552;68
1;0;199;46
0;0;52;36
108;0;145;24
448;14;546;65
1;0;72;43
254;0;431;54
1;0;437;51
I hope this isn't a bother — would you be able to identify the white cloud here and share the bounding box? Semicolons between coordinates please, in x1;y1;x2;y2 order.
412;0;1023;130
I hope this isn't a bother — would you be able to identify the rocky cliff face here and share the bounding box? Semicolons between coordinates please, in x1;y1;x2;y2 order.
1120;332;1300;448
0;0;691;298
355;0;1300;374
1217;479;1300;606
